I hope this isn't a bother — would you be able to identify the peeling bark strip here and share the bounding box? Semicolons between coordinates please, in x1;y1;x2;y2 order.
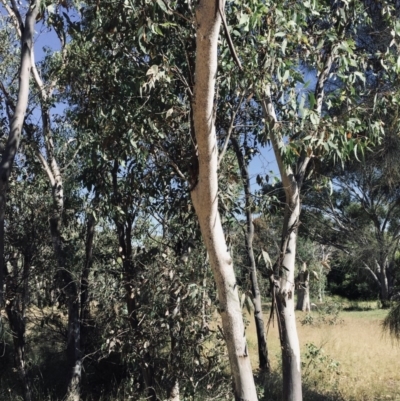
190;1;258;399
0;0;40;307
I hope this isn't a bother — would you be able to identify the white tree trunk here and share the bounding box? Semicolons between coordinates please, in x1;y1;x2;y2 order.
191;1;258;399
0;0;39;307
276;194;303;401
168;380;180;401
261;84;306;400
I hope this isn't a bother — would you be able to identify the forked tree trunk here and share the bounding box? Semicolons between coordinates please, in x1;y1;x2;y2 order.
231;137;270;371
260;10;336;395
28;67;82;401
364;258;391;308
0;0;40;307
39;126;82;401
262;89;306;401
190;2;258;399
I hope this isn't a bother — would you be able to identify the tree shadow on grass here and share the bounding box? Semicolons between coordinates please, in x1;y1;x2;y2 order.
256;370;344;401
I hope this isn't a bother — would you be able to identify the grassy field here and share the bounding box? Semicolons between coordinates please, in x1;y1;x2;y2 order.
245;300;400;401
3;299;399;400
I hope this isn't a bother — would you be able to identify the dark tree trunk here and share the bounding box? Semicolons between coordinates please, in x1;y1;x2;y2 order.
0;221;4;307
80;212;96;351
296;264;310;312
66;297;81;401
5;304;32;401
111;161;157;400
231;137;270;371
5;253;32;401
168;266;181;401
50;216;81;401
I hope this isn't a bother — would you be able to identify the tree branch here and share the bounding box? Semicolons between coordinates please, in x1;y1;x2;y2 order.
363;262;381;288
9;0;24;34
1;0;22;36
218;96;243;167
260;85;295;193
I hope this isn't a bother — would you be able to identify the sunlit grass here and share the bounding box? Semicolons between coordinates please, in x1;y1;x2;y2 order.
245;300;400;400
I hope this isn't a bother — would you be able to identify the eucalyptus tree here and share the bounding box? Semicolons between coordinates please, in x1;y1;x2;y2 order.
231;133;270;372
225;0;399;398
2;158;52;401
0;0;39;314
57;5;195;399
0;3;41;400
0;2;95;398
57;1;261;399
302;131;400;306
189;1;259;399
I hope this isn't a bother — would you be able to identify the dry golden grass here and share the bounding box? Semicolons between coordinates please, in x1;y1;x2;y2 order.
245;306;400;400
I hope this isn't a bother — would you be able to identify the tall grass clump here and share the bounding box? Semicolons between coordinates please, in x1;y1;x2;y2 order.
382;301;400;341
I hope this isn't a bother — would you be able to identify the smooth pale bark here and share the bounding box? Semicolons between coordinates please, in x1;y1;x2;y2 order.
191;2;258;400
260;23;336;394
168;381;180;401
3;4;82;395
378;258;391;307
363;259;391;306
28;87;81;401
276;194;303;401
231;137;270;371
261;87;306;401
296;264;310;312
0;0;39;307
29;36;82;401
37;108;81;401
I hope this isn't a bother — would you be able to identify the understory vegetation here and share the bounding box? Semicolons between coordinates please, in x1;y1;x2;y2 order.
1;0;400;400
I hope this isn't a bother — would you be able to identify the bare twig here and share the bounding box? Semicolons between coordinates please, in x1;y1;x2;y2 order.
218;96;244;166
9;0;24;33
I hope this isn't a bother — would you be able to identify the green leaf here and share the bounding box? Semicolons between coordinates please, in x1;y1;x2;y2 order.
241;292;246;308
354;71;365;84
282;69;290;82
262;250;272;269
281;38;287;55
156;0;168;13
308;92;316;110
310;112;319;126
